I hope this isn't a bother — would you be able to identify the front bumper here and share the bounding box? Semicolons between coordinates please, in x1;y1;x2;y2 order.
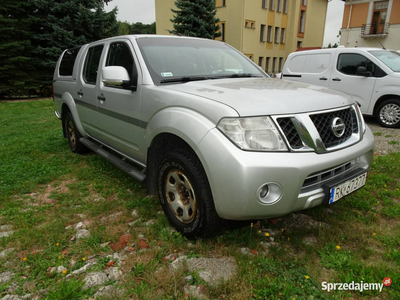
196;127;375;220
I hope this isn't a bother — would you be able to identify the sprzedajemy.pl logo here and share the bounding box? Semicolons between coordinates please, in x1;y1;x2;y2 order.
322;278;392;293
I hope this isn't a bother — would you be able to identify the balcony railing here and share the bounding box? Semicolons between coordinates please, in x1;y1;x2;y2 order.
361;23;389;38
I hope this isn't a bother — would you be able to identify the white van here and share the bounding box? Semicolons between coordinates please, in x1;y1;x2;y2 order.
281;47;400;128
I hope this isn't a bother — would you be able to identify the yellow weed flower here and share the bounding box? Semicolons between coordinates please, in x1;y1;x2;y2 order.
336;245;341;250
56;243;59;246
82;257;86;261
305;275;310;279
62;270;67;274
372;233;376;236
23;257;27;261
58;256;61;259
265;233;270;237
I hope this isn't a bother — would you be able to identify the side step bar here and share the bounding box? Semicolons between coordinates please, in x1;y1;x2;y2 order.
80;138;146;182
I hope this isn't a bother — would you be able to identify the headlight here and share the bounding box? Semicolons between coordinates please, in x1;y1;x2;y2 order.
354;104;366;134
217;117;288;151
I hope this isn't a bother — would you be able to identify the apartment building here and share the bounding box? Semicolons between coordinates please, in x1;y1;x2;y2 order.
155;0;328;75
340;0;400;49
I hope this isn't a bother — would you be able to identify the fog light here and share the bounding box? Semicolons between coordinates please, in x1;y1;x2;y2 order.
257;183;282;205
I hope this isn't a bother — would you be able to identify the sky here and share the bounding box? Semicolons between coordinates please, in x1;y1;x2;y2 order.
105;0;344;47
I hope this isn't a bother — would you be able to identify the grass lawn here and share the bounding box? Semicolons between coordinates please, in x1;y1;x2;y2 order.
0;99;399;299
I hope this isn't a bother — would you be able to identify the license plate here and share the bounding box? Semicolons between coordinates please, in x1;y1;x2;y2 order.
329;172;367;204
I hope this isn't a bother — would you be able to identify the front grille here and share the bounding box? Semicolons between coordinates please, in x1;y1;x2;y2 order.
310;108;357;148
277;118;303;149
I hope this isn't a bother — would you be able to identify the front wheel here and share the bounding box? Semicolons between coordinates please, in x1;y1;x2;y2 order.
376;99;400;128
157;149;220;237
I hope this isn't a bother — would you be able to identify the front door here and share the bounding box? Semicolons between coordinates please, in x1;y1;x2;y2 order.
329;52;376;113
95;39;145;163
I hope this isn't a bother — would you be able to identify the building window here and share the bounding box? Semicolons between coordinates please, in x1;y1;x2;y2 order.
267;26;273;42
260;24;266;42
272;57;277;73
302;0;307;6
274;27;280;43
245;20;255;29
280;28;286;44
372;1;388;34
246;54;254;61
277;0;281;12
299;10;306;33
279;57;283;72
283;0;288;13
266;57;270;73
215;22;226;41
269;0;274;11
258;57;264;68
262;0;268;9
297;41;302;48
216;0;226;7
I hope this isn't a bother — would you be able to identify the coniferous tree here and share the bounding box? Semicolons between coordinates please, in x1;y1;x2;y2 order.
0;1;37;97
169;0;221;39
30;0;119;95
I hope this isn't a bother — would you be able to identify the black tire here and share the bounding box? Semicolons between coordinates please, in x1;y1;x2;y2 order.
64;111;88;154
376;99;400;128
157;149;220;237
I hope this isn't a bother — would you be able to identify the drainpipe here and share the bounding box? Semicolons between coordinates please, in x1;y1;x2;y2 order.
241;0;246;53
345;0;353;47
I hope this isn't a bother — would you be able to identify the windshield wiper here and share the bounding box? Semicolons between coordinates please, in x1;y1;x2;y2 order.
160;76;209;84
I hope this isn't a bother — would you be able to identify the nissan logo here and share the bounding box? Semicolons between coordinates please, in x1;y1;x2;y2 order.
331;117;346;137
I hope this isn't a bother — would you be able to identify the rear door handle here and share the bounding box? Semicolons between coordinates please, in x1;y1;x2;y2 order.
319;77;328;81
97;95;106;101
77;91;83;96
332;78;341;81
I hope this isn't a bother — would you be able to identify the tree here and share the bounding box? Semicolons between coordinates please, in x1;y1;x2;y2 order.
169;0;221;39
30;0;119;95
0;1;37;97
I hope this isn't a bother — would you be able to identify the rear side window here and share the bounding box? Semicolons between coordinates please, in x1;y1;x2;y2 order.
337;53;376;76
106;42;134;79
59;47;81;76
83;45;104;84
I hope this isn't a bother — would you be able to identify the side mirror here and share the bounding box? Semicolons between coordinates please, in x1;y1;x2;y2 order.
356;66;373;77
102;66;130;86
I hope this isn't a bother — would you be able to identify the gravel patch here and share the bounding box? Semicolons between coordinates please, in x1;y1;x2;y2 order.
365;116;400;155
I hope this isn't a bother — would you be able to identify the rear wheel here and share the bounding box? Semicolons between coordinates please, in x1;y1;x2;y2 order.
64;111;88;153
376;99;400;128
157;149;220;237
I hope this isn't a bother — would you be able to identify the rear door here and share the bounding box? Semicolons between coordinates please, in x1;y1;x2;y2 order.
329;51;377;112
76;43;105;136
95;39;145;162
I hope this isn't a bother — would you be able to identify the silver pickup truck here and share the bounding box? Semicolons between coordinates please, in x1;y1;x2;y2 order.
53;35;375;236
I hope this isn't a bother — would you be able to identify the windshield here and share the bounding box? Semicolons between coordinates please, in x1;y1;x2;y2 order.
137;37;266;85
369;50;400;72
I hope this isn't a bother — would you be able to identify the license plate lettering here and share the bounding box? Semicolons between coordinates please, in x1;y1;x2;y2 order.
329;172;367;204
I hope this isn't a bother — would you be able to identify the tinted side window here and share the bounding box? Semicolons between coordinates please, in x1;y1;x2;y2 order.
59;47;81;76
337;53;376;76
106;42;134;79
83;45;104;84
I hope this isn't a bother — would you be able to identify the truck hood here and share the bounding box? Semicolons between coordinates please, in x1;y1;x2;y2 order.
161;78;354;116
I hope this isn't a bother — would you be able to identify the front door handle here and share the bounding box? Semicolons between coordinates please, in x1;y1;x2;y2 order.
332;77;341;81
319;77;328;81
97;95;106;101
77;91;83;96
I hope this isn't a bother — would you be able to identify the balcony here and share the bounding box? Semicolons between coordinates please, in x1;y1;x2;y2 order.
361;23;389;38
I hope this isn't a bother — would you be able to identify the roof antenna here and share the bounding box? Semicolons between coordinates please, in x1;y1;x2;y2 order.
379;41;386;50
